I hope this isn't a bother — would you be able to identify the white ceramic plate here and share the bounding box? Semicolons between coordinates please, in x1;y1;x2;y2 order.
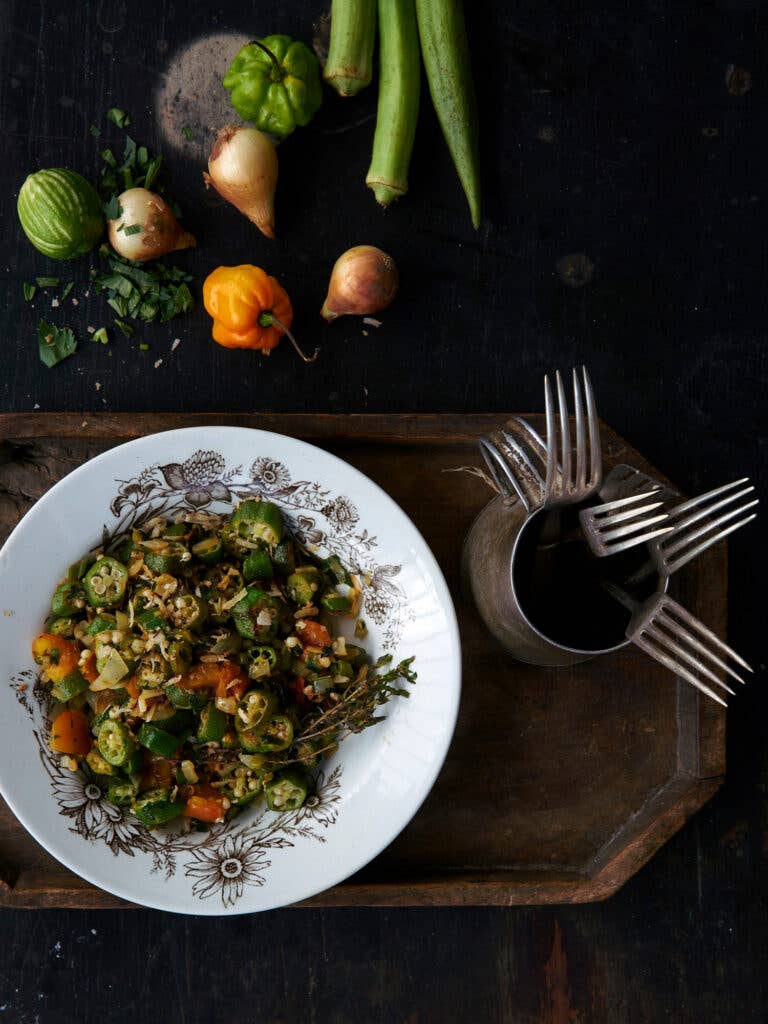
0;427;460;914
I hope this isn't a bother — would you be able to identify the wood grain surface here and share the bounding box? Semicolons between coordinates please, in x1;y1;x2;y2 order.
0;413;726;910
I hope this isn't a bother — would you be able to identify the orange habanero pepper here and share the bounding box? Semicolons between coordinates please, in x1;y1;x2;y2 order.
202;264;318;362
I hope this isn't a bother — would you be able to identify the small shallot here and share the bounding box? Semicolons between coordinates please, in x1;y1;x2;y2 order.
320;245;398;322
107;188;196;262
204;125;278;239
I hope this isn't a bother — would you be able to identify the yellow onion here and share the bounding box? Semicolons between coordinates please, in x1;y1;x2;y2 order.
204;125;278;239
320;246;398;321
107;188;196;262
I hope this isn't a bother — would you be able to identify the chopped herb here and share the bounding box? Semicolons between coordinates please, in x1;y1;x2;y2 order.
122;224;144;236
37;319;77;368
36;277;60;288
113;319;134;338
101;148;117;169
181;125;196;141
61;282;74;300
93;327;109;345
89;124;101;137
103;195;122;221
93;249;194;326
106;107;131;128
139;343;149;351
98;134;166;201
23;283;36;301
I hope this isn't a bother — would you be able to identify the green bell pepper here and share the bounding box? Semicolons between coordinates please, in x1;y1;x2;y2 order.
137;723;180;758
223;35;323;137
197;703;227;743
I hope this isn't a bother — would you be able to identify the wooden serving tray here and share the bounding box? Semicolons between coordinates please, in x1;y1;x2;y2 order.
0;413;726;908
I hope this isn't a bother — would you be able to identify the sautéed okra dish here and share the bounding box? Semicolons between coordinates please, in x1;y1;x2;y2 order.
31;499;416;830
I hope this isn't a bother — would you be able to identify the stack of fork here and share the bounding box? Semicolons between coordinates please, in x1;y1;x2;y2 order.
479;367;758;706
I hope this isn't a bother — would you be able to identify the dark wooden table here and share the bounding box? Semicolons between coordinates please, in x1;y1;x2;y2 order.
1;1;766;1021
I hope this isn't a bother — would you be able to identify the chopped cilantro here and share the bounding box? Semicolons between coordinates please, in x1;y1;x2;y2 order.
23;283;36;301
113;319;134;338
89;124;101;137
122;224;144;236
36;277;59;288
37;320;77;368
106;107;131;128
61;281;74;300
93;327;109;345
103;195;122;220
139;343;149;351
181;125;195;141
92;250;194;327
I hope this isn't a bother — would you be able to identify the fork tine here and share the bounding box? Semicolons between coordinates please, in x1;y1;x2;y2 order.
662;497;759;557
665;477;751;518
544;375;556;500
663;484;755;539
509;417;547;456
478;438;531;511
582;366;601;487
585;490;661;515
572;368;587;492
500;431;546;489
593;499;666;527
555;370;571;493
657;601;753;674
599;513;670;542
633;632;728;706
664;512;758;574
645;623;737;693
597;526;674;556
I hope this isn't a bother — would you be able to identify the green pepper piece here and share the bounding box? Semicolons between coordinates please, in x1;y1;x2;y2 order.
132;788;184;828
170;593;208;631
51;670;89;702
97;720;136;767
136;609;167;633
168;639;193;676
87;613;116;636
272;539;296;576
286;567;321;606
137;723;180;758
68;554;95;581
192;534;223;565
50;616;77;638
235;688;277;740
323;554;352;585
320;590;353;614
197;703;227;743
86;748;115;776
164;681;210;712
250;713;294;753
165;523;187;538
51;582;86;617
124;746;144;776
84;557;129;608
107;778;137;807
232;588;282;641
223;35;323;137
243;549;273;582
231;500;283;546
265;768;309;811
140;539;191;574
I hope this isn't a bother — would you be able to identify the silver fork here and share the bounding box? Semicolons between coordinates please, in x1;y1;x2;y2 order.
606;584;753;707
579;489;673;557
543;366;602;506
624;478;759;584
478;417;548;513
